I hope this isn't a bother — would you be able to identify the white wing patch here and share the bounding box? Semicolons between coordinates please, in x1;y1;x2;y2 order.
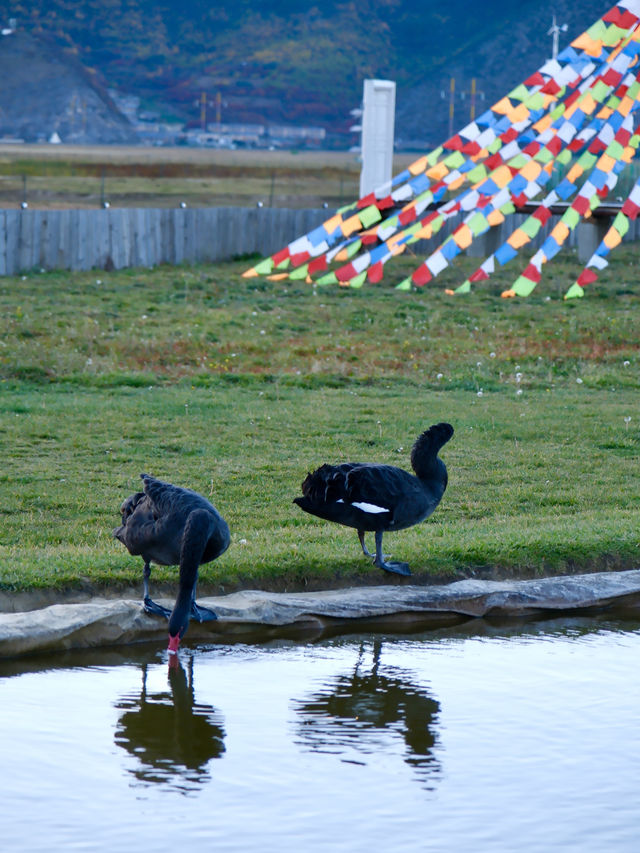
352;500;389;514
335;499;389;514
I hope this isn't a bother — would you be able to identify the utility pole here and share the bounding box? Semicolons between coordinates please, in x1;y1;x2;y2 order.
200;91;207;131
460;78;485;121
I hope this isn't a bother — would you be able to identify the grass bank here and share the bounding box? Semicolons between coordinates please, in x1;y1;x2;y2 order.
1;248;639;597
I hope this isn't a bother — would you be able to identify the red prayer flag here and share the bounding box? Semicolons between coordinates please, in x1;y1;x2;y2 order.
469;268;490;282
621;198;640;219
357;193;376;209
524;72;545;86
411;265;432;286
399;206;416;226
290;252;310;267
443;134;464;151
368;261;384;283
272;247;290;266
533;206;552;224
308;256;328;275
577;268;598;286
571;195;591;215
336;262;356;282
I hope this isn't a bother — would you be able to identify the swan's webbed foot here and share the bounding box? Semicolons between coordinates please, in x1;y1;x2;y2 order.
376;559;412;577
143;596;173;619
373;530;411;577
190;601;218;622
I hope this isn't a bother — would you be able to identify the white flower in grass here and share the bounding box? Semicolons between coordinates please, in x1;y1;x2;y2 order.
576;377;583;384
477;389;484;397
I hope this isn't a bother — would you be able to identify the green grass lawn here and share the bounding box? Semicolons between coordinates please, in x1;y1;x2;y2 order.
1;247;639;596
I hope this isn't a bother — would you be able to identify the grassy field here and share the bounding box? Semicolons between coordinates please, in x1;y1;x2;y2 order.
0;144;391;209
1;245;639;598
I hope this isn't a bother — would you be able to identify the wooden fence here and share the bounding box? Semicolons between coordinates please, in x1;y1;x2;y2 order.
0;207;328;275
0;205;638;275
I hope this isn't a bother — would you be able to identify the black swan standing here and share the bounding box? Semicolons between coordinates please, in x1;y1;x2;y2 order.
113;473;230;654
293;422;453;576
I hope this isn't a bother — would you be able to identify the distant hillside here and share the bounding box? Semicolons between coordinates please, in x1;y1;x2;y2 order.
0;0;617;147
0;29;136;144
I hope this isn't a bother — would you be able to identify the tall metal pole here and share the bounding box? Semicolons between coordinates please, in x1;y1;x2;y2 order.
448;77;455;138
548;14;568;61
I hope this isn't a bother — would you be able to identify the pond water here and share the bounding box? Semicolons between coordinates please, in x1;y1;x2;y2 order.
1;614;639;853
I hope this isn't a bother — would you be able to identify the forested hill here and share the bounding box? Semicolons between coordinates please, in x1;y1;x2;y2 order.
0;0;616;147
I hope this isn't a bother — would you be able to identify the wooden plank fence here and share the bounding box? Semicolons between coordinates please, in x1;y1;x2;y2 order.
0;206;638;275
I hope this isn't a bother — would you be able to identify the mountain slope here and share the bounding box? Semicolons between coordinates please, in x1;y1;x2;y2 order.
0;1;617;146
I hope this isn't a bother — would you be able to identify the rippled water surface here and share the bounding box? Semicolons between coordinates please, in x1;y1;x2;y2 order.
2;615;639;852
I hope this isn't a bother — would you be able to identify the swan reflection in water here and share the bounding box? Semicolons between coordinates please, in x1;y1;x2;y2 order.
114;655;225;793
293;639;441;788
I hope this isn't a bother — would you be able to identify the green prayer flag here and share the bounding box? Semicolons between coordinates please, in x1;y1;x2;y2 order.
586;20;607;40
561;207;581;229
455;280;471;294
525;93;545;111
358;206;381;228
506;154;529;170
577;151;597;171
508;84;530;102
344;239;362;259
591;81;610;103
613;212;629;237
395;278;412;291
288;264;309;280
468;213;490;236
316;271;338;285
564;282;584;300
444;151;465;169
602;24;626;46
534;147;554;164
350;272;366;288
466;164;487;183
511;275;538;297
520;217;542;239
253;258;273;275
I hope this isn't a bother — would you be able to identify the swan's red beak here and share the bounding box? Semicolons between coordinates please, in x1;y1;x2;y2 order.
168;634;180;655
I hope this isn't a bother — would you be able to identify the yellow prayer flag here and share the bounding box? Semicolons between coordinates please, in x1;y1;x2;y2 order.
487;209;505;226
426;162;449;181
507;228;531;249
341;214;363;237
452;224;473;249
551;222;570;243
520;160;543;182
409;156;429;175
566;163;584;183
603;228;623;249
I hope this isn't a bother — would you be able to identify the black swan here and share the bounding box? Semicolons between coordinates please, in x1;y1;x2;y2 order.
113;473;230;654
293;422;453;576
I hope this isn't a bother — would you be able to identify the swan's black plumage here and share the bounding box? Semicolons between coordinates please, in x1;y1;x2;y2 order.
294;422;453;576
113;473;230;652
